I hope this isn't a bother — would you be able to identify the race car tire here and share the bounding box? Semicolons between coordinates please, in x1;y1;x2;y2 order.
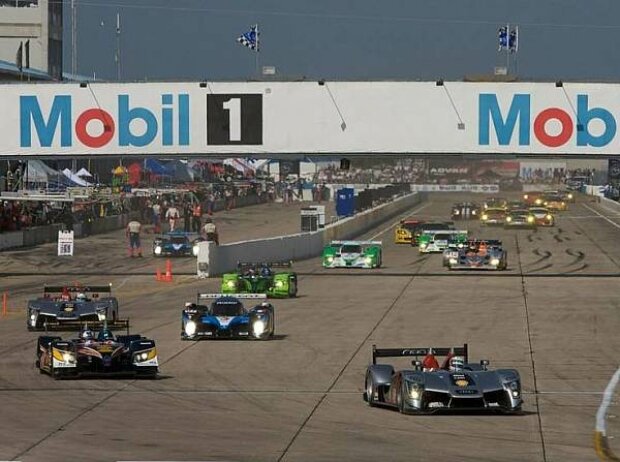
397;386;411;414
365;376;377;407
288;280;297;298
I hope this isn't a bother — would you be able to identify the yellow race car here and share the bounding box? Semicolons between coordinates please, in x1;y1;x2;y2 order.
394;219;423;244
543;195;568;211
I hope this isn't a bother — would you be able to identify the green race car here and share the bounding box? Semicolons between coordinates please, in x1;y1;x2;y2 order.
221;262;298;298
418;230;468;253
322;240;382;268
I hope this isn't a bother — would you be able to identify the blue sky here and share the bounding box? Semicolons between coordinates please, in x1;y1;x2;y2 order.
65;0;620;82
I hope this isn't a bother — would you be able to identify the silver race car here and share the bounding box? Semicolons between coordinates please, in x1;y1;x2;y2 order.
364;344;523;414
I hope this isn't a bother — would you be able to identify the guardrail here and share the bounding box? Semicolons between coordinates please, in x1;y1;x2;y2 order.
594;367;620;461
204;192;425;275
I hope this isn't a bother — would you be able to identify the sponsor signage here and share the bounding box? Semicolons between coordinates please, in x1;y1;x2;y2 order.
3;81;620;156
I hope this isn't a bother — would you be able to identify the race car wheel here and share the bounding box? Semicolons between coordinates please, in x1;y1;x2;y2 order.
288;280;297;298
365;377;377;407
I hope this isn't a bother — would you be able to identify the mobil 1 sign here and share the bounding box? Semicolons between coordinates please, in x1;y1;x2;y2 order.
206;94;262;145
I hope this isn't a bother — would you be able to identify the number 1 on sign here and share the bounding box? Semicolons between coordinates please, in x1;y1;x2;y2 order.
223;98;241;141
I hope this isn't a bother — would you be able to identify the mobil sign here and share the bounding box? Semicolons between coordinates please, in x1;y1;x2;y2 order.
20;93;190;149
479;92;617;149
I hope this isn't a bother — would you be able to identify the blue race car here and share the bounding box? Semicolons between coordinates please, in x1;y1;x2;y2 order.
153;230;204;257
181;293;275;340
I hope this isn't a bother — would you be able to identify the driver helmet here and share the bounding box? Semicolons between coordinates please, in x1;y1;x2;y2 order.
449;356;465;371
97;329;115;342
260;265;272;277
76;292;87;301
81;328;95;341
467;242;478;252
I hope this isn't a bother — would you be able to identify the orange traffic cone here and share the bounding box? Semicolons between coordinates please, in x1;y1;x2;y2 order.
164;259;172;282
155;269;162;281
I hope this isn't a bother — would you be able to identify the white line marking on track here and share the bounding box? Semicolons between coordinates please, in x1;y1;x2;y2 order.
582;203;620;230
368;202;431;241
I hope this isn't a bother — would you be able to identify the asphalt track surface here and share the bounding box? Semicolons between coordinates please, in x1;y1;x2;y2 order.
0;193;619;462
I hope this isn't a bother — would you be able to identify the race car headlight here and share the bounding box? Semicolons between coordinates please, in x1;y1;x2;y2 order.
567;193;573;200
506;216;512;222
419;242;427;248
527;215;535;223
453;210;460;215
192;245;200;256
490;258;500;266
546;214;553;220
326;256;334;263
184;321;197;336
408;382;424;400
561;202;566;207
507;380;521;398
481;214;488;220
96;309;107;321
154;246;162;255
535;198;542;205
253;320;266;337
275;280;284;288
226;280;236;289
364;256;373;264
134;348;157;363
449;258;457;265
472;210;477;215
29;310;38;326
523;194;528;200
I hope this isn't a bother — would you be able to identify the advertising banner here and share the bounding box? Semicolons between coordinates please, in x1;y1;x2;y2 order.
3;81;620;156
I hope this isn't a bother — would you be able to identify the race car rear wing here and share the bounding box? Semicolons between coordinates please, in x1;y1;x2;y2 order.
330;240;382;246
43;284;113;294
197;293;268;300
237;260;293;269
420;230;468;236
372;344;468;365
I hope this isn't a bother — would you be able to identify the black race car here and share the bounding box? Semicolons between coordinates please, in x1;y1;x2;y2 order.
26;285;128;331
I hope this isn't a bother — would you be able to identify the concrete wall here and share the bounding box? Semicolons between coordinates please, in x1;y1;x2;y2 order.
206;192;424;275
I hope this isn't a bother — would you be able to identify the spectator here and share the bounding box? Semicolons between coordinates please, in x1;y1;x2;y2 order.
165;203;180;231
192;202;202;233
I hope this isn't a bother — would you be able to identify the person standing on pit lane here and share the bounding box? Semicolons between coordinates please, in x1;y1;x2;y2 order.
165;203;180;232
126;219;143;257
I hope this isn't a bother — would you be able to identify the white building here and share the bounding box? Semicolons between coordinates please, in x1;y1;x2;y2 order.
0;0;62;80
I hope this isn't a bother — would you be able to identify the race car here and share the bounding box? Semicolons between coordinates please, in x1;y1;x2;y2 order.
506;200;528;211
181;293;274;340
221;262;297;298
504;209;537;229
480;207;507;226
522;192;545;206
483;197;507;210
395;219;424;244
528;207;555;227
418;230;468;253
409;222;455;246
322;240;382;268
152;230;205;257
542;195;568;211
544;189;575;203
363;344;522;414
445;239;507;270
451;202;480;220
26;285;128;331
36;325;158;379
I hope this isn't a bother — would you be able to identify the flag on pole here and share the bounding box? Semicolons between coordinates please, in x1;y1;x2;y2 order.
509;26;519;53
498;26;508;51
237;24;259;51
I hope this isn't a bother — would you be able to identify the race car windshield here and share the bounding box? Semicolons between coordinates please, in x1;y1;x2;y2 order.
433;233;453;241
401;223;419;230
341;245;362;253
171;236;188;244
211;302;244;316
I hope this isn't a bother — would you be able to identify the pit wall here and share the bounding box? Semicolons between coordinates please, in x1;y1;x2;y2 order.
205;192;425;276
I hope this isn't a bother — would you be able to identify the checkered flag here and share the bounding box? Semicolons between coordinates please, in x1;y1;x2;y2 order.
237;24;259;51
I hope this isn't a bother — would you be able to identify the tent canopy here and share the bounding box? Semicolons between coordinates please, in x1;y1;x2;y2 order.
76;167;93;177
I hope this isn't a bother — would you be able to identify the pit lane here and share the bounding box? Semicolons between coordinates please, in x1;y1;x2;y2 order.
0;193;618;462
